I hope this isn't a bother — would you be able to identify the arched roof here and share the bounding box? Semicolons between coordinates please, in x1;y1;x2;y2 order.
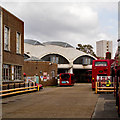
24;39;44;46
24;41;97;63
43;41;74;48
73;55;95;63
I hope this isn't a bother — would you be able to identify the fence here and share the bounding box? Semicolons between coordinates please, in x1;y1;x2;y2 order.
0;82;41;97
95;76;114;94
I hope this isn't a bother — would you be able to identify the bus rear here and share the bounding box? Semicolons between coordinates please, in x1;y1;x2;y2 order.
92;60;111;90
59;73;75;86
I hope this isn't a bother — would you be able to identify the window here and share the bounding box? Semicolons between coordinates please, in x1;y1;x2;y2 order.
56;57;59;64
3;64;11;81
16;32;21;54
51;70;55;78
14;66;22;80
61;74;70;80
95;62;107;66
83;57;91;65
50;56;59;63
4;26;10;51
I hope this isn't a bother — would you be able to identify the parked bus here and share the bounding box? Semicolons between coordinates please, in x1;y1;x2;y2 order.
92;59;112;90
112;39;120;116
59;73;75;86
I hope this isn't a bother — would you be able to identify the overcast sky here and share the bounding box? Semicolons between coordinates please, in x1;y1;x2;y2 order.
0;0;118;57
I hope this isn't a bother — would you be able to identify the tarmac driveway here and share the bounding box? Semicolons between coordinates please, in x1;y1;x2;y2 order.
2;83;99;119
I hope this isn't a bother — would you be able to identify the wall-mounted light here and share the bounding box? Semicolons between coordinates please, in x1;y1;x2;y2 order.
49;62;52;65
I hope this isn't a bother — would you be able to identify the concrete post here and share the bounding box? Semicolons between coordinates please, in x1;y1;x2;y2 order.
68;67;73;74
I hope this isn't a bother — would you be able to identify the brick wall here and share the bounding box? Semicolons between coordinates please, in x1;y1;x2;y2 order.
2;7;24;66
24;61;58;86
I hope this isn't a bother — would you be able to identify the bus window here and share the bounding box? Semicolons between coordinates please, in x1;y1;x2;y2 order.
95;61;107;66
61;74;70;80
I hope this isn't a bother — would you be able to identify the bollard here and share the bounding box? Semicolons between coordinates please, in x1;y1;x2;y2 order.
95;82;97;94
38;85;39;91
19;83;21;88
14;83;15;88
7;84;9;89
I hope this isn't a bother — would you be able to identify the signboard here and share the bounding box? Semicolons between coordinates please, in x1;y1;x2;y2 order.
43;76;47;81
43;72;47;76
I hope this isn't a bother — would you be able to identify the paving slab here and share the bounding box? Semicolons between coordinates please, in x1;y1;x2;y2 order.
92;93;119;119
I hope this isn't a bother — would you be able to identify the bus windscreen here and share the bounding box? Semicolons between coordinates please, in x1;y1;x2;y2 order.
95;62;107;66
61;74;70;80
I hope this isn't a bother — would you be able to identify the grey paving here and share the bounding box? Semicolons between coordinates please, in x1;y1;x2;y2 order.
92;93;119;119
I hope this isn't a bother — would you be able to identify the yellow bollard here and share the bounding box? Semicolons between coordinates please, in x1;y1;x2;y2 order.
38;85;39;91
95;82;97;94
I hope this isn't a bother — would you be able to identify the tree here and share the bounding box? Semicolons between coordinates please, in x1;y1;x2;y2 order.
76;44;97;57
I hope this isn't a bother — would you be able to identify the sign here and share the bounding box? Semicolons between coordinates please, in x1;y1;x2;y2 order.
62;81;66;83
43;72;47;76
43;76;47;81
47;76;49;80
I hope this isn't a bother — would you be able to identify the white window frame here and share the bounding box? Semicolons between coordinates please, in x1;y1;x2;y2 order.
51;70;55;78
3;64;11;81
16;32;21;54
4;25;10;51
14;65;22;80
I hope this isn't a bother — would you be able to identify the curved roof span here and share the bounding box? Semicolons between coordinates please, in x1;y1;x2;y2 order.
24;39;44;46
43;41;74;48
24;42;97;63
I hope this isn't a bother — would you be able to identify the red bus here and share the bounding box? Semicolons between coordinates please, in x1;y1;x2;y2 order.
92;59;112;90
59;73;75;86
112;39;120;116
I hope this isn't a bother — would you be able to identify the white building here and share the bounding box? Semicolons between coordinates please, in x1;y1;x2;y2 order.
24;39;97;82
96;40;112;58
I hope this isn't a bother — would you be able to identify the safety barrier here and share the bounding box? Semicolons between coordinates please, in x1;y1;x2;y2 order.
95;82;114;94
0;83;41;97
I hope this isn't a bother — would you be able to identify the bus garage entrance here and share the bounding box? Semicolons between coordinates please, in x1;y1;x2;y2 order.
58;68;69;74
73;69;92;83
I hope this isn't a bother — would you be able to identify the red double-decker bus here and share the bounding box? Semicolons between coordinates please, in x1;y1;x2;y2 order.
92;59;112;90
59;73;75;86
112;39;120;116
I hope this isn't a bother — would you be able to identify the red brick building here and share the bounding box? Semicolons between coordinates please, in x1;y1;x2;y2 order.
24;61;58;86
0;7;24;82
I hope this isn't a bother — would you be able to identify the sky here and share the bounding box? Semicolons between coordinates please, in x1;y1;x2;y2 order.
0;0;119;58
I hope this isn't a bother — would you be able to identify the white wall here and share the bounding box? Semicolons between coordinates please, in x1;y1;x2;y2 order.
96;40;112;58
